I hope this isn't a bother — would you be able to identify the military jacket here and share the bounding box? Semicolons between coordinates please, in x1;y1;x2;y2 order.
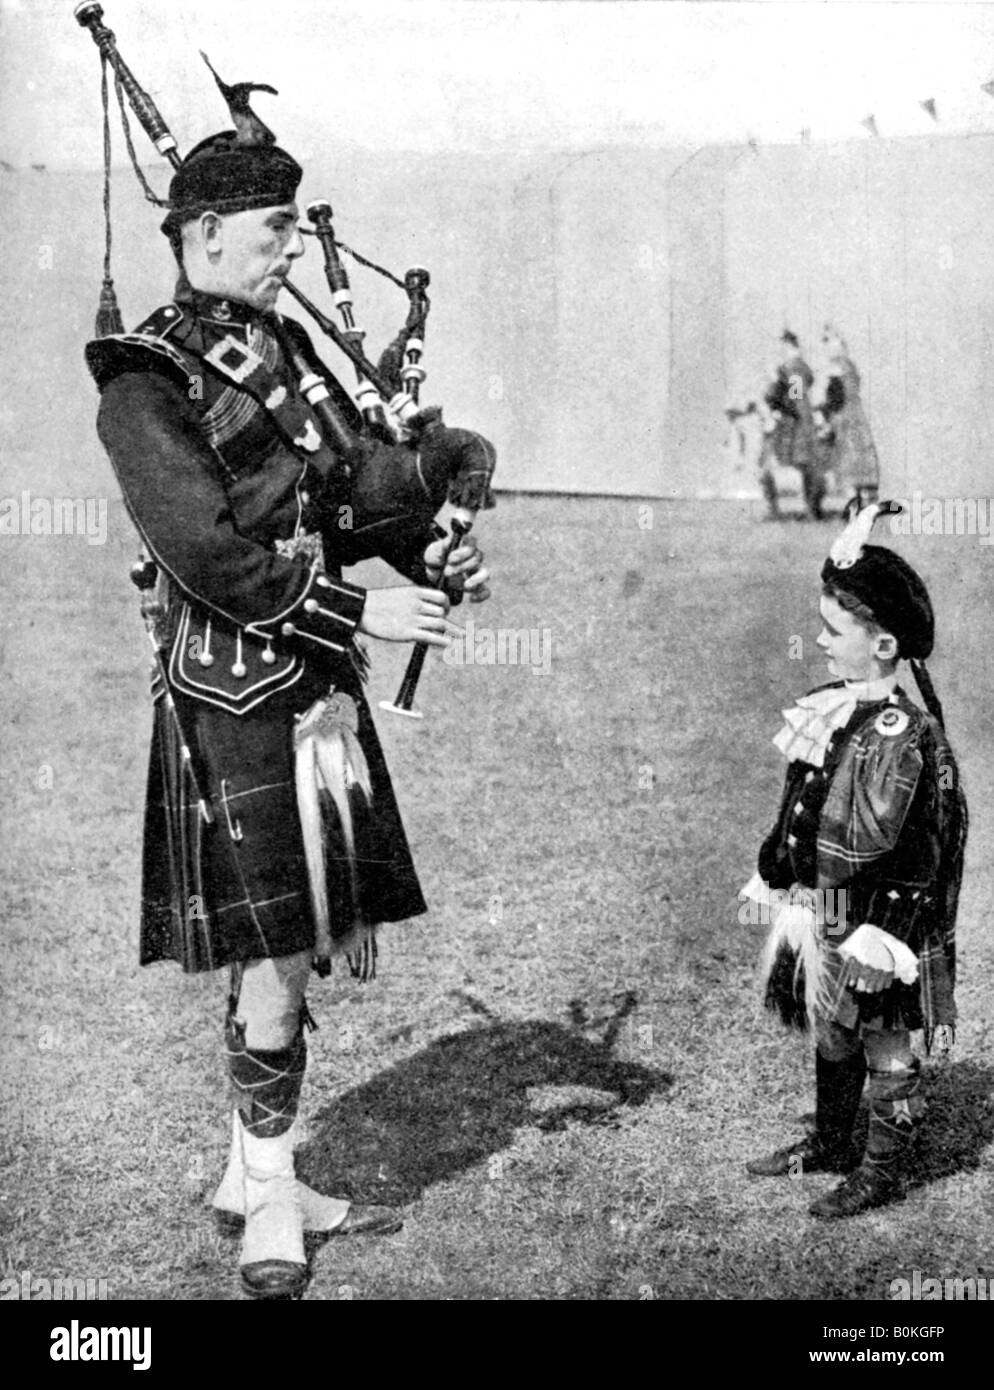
87;286;437;715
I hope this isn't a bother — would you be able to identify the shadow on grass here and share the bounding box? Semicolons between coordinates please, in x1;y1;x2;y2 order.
908;1058;994;1191
298;991;672;1206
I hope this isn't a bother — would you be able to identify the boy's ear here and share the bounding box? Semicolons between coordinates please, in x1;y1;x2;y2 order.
874;630;899;662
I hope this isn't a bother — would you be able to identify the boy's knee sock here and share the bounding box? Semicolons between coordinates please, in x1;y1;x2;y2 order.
815;1049;866;1153
863;1060;923;1176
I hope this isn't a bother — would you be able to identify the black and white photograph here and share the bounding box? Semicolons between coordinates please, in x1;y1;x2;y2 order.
1;0;992;1341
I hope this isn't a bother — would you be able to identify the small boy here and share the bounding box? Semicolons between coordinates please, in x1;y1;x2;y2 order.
742;502;968;1218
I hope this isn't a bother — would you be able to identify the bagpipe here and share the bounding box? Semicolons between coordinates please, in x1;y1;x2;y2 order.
75;0;495;719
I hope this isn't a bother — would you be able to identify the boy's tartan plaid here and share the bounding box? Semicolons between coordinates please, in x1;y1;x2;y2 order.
763;690;967;1051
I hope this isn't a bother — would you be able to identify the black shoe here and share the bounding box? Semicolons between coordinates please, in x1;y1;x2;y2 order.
240;1258;309;1301
746;1134;852;1178
808;1165;899;1219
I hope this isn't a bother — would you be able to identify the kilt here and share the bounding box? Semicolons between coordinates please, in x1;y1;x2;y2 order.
764;911;936;1041
139;660;427;973
815;924;926;1036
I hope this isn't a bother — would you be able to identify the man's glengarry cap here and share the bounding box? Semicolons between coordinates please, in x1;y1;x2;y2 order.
821;501;935;659
161;132;302;234
161;58;301;236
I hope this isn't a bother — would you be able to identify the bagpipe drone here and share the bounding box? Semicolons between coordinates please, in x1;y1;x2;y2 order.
74;1;496;721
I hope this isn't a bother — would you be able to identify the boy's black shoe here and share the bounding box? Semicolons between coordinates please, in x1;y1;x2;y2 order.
745;1134;854;1178
808;1165;899;1219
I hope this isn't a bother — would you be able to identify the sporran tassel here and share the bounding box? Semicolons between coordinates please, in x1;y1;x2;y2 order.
756;891;830;1033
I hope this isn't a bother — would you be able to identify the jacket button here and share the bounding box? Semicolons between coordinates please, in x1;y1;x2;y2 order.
301;490;311;505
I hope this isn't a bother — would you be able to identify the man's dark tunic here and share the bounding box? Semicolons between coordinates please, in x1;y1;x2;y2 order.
90;288;434;972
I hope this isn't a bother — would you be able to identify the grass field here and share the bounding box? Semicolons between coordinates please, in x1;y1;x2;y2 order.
1;493;992;1301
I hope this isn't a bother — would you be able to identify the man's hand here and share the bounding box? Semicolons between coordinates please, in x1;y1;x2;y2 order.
424;531;491;604
357;586;458;645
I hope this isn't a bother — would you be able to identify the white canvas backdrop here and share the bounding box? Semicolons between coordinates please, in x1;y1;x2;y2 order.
4;133;994;500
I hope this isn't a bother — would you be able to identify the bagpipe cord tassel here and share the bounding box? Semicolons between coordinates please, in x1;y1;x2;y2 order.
293;697;376;980
95;53;124;338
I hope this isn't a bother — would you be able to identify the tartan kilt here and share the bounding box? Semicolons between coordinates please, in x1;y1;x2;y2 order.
765;917;937;1040
139;660;427;973
816;929;927;1036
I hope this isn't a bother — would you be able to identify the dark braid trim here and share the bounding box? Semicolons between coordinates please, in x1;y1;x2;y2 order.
910;658;945;730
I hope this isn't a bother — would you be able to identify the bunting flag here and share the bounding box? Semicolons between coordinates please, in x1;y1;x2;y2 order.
861;114;879;137
800;127;811;143
920;97;938;121
982;79;994;99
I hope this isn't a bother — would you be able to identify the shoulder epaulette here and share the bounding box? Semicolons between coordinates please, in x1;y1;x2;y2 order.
84;302;196;394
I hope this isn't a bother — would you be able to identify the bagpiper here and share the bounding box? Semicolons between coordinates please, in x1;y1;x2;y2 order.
82;31;495;1298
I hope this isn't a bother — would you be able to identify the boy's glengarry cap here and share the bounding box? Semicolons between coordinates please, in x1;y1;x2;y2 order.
821;501;935;659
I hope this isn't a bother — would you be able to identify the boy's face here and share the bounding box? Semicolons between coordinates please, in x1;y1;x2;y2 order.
816;595;889;681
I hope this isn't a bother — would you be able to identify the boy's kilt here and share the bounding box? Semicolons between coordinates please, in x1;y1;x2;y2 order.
140;658;427;973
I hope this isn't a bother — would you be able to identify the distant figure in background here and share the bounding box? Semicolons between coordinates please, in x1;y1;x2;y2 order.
816;326;880;514
724;400;761;467
758;330;825;521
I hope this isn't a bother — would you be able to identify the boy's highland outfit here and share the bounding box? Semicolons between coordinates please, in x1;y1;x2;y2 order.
743;504;968;1218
